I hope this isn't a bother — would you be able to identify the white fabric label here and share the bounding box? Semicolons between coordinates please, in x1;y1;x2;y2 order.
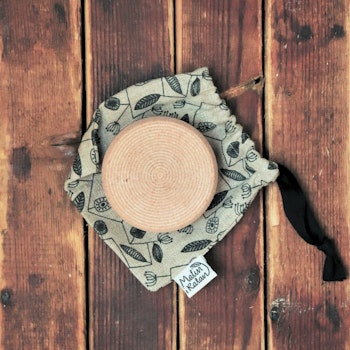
173;256;217;298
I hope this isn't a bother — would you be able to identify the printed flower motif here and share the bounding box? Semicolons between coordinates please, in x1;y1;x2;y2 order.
223;197;233;208
178;225;194;235
144;271;157;287
206;217;219;233
241;183;252;199
152;104;163;115
225;120;236;133
234;202;250;216
246;149;258;162
105;121;120;135
219;102;229;110
90;148;98;165
173;100;186;108
157;233;173;244
202;69;212;80
68;180;79;189
94;196;111;212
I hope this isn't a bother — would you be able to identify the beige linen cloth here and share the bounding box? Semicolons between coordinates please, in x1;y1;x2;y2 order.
65;67;279;291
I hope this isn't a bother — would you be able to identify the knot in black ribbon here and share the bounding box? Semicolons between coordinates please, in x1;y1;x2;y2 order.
317;237;336;256
276;163;347;282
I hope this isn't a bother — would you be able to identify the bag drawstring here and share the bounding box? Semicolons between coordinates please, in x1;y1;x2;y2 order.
276;163;347;282
222;79;346;282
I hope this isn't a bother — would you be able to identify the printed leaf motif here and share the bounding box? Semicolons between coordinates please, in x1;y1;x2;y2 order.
242;132;249;144
73;192;85;212
94;220;108;235
227;141;240;158
268;161;278;170
207;190;228;210
134;94;161;110
221;169;247;181
178;225;193;234
135;80;151;86
245;163;256;174
93;109;102;124
181;239;212;253
120;244;148;262
104;97;120;110
152;243;163;263
165;76;183;95
190;77;200;96
197;122;216;133
73;153;82;175
91;129;100;146
181;114;190;123
130;227;146;239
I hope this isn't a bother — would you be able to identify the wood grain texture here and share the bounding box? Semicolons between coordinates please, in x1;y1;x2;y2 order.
2;1;350;349
177;1;265;348
85;1;176;349
265;0;350;348
0;1;85;349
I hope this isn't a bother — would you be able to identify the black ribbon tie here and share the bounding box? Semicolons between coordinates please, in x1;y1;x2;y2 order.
276;163;347;282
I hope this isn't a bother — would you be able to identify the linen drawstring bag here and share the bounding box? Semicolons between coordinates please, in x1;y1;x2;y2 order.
64;67;346;292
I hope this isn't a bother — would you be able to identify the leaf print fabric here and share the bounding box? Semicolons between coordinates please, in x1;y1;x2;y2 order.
134;94;161;110
64;67;279;291
165;76;183;95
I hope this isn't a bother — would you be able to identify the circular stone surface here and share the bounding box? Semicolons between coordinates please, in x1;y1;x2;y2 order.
102;117;218;233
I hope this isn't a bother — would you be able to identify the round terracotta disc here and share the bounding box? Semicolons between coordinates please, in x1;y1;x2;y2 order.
102;117;218;233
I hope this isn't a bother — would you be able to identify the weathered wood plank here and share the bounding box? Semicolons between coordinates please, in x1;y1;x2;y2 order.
0;1;85;349
176;1;265;348
85;1;176;349
265;0;350;348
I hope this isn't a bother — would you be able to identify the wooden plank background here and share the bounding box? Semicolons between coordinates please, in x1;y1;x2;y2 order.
265;0;350;349
1;0;349;349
